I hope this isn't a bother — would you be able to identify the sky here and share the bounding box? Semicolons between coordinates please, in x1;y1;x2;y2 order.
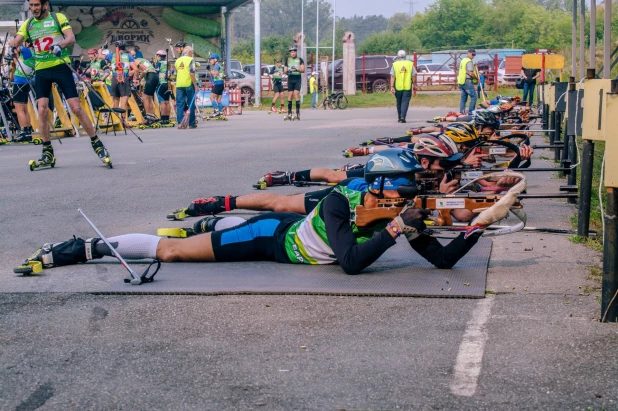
332;0;436;18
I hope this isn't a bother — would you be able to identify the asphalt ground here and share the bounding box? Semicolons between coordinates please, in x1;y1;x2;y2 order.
0;106;615;410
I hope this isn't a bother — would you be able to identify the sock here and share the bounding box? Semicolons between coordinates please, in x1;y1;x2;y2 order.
295;101;300;112
288;101;292;113
94;234;161;260
214;217;246;231
271;103;275;107
90;135;99;141
218;102;224;113
293;169;311;182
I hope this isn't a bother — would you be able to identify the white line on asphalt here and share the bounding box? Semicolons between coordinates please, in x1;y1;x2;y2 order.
450;295;495;397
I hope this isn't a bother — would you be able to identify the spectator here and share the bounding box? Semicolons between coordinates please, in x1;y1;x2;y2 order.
457;48;478;114
390;49;414;123
174;46;198;128
477;70;486;99
134;45;144;59
310;71;318;109
520;66;541;105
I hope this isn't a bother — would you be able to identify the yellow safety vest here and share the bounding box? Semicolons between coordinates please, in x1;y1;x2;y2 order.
458;57;473;85
175;55;195;88
392;59;413;91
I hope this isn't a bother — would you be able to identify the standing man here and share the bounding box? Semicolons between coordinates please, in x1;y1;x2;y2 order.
8;0;111;167
284;45;305;121
207;53;225;117
130;47;158;125
154;50;172;125
105;40;137;124
520;65;541;105
133;45;143;59
174;45;198;128
8;39;35;142
309;71;318;109
174;41;186;59
270;58;285;113
457;48;478;114
390;49;413;123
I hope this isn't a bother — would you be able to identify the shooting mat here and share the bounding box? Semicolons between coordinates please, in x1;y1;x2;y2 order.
100;238;492;298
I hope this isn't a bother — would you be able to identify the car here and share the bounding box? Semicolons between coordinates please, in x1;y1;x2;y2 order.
243;64;275;76
475;59;519;85
226;69;256;104
328;55;395;93
229;59;242;71
415;63;457;86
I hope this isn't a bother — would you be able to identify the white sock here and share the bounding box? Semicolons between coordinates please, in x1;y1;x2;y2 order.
95;234;161;259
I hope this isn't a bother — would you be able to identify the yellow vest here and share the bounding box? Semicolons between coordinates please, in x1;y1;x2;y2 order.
458;57;473;85
310;77;317;93
392;60;413;90
175;55;194;88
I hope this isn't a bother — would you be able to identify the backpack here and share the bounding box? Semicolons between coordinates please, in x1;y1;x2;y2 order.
23;12;66;44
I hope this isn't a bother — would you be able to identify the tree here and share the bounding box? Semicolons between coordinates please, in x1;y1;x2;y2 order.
387;13;412;33
358;31;422;55
338;14;389;45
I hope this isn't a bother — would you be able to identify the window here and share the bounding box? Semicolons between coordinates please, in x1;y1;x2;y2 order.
372;58;388;70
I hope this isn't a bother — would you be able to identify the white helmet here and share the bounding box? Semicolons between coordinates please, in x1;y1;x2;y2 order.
397;50;406;58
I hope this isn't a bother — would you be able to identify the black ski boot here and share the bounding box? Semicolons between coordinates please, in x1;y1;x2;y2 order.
193;216;223;234
14;237;102;275
29;143;56;171
91;136;112;168
166;195;237;220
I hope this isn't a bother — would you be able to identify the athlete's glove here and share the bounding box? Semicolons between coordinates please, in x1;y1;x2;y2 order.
394;205;430;241
4;46;15;60
289;66;297;72
206;64;211;70
51;45;63;57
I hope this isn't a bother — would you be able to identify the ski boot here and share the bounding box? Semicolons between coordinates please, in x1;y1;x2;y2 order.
159;117;175;128
295;111;300;121
91;137;112;168
166;196;237;220
29;144;56;171
12;127;33;144
342;147;371;158
252;171;293;189
278;107;286;114
138;114;161;129
283;112;292;121
13;237;102;275
268;106;277;114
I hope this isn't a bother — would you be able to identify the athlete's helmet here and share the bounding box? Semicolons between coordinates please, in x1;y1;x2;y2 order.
275;58;282;63
364;148;424;185
289;45;298;52
114;40;126;49
156;49;167;56
210;53;220;60
412;134;463;162
175;41;187;48
487;105;502;114
443;123;479;146
473;110;499;128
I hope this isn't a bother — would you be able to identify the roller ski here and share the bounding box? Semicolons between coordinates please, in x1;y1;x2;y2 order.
158;216;224;238
253;171;293;189
342;147;371;158
166;196;237;220
137;114;162;129
267;106;278;114
159;117;176;128
29;144;56;171
205;111;228;121
91;137;112;168
283;112;293;121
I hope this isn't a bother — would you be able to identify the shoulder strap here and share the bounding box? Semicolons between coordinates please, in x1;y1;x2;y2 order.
51;13;66;39
24;17;33;43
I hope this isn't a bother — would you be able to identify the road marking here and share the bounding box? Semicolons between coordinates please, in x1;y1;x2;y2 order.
450;295;495;397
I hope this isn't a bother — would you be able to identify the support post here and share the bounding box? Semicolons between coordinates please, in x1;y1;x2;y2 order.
580;0;585;80
603;188;618;322
568;134;578;203
555;112;563;162
572;0;577;77
224;8;232;79
549;110;556;145
253;0;261;107
578;140;595;235
413;52;417;97
494;54;498;92
604;0;611;80
590;0;596;70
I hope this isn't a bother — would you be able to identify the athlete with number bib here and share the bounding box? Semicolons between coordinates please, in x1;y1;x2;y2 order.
284;45;305;121
8;0;111;169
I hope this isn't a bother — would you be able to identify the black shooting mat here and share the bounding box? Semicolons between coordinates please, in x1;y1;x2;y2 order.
100;238;492;298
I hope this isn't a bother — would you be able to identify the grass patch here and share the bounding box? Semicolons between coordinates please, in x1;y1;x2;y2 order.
586;266;603;283
245;87;519;111
568;138;606;251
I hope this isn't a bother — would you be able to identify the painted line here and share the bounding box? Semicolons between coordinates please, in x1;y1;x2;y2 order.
450;295;495;397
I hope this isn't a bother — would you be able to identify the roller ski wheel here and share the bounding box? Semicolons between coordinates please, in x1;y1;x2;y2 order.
284;114;292;121
166;207;190;221
160;122;175;128
13;260;43;275
91;138;112;169
253;180;267;190
29;151;56;171
268;107;277;114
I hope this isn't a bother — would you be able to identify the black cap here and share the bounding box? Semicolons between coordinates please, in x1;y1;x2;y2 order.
468;48;476;55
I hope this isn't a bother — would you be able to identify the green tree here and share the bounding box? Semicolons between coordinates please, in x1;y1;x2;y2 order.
387;13;412;33
358;31;422;55
335;14;389;44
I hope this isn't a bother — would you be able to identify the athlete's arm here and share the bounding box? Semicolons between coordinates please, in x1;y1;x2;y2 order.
408;232;480;269
322;192;397;274
297;58;305;73
57;14;75;49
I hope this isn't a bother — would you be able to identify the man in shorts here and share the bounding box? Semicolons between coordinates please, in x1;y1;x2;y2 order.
284;45;305;120
154;50;172;125
207;53;225;117
130;46;158;125
105;40;137;123
270;58;285;113
8;39;35;142
8;0;111;166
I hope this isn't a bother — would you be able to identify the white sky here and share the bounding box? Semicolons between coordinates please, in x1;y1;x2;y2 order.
332;0;436;18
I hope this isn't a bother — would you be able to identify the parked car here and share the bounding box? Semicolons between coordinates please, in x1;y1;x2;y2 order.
476;59;519;85
226;69;256;104
329;55;395;93
229;59;242;71
415;63;456;86
243;64;275;76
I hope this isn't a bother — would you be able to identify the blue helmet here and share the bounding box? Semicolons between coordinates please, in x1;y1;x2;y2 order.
210;53;220;61
364;148;424;186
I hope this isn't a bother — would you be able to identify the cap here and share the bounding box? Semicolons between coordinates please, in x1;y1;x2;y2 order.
468;48;476;55
134;45;140;49
311;71;317;75
397;49;406;57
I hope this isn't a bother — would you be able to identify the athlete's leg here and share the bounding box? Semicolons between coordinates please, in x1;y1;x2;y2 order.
309;168;347;183
235;192;306;213
37;98;51;143
66;97;96;136
14;102;31;128
157;234;216;262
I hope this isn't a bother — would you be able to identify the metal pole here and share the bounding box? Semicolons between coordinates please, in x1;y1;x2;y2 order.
578;139;594;236
224;8;232;79
554;112;562;162
254;0;261;107
331;0;335;93
590;0;596;70
580;0;585;79
572;0;577;77
316;0;319;78
301;0;304;103
604;0;611;79
568;134;577;203
603;188;618;322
